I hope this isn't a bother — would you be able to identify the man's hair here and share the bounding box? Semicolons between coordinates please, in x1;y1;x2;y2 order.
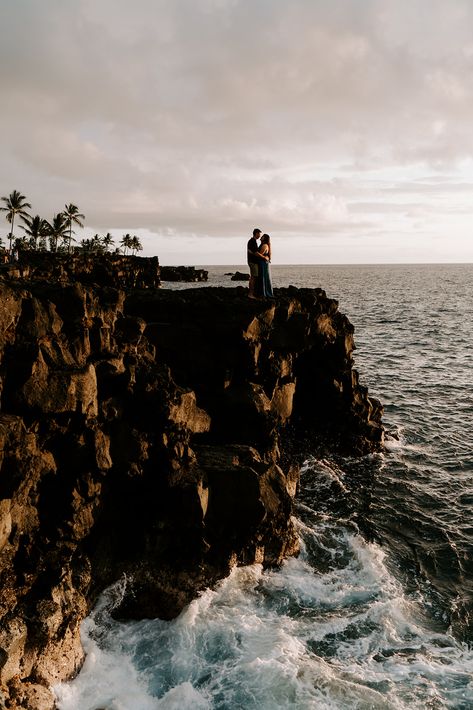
253;228;262;237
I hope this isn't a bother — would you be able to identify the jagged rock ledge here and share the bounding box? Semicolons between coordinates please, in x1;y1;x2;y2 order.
0;277;383;708
0;252;161;289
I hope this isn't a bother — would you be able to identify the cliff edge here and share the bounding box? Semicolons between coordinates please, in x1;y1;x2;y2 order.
0;276;382;708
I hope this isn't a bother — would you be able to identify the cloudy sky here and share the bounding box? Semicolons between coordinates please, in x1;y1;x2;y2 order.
2;0;473;264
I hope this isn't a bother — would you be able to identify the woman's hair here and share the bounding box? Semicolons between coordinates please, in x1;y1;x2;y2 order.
261;233;271;261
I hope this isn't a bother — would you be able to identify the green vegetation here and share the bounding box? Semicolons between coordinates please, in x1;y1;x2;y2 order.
19;215;48;249
0;190;32;254
0;189;144;259
120;234;143;255
44;213;69;252
63;203;85;253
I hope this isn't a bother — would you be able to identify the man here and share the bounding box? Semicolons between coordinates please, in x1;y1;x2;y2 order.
247;228;262;299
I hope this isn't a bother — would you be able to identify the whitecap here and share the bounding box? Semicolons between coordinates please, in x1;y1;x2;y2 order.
55;522;473;710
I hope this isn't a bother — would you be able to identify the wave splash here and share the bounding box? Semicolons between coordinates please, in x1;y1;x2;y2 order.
54;462;473;710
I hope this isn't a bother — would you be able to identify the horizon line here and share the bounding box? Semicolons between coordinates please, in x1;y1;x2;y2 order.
180;261;473;267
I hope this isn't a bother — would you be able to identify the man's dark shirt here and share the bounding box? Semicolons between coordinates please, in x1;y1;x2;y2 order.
247;237;259;264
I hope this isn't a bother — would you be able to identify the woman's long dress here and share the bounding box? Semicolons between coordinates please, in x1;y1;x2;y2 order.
259;258;273;298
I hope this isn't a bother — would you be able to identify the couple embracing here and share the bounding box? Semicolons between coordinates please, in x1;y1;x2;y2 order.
247;228;274;300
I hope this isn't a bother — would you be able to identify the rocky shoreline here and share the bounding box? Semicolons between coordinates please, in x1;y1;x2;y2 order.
0;252;161;289
0;267;382;708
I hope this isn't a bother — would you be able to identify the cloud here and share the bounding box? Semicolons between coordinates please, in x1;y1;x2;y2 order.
1;0;473;262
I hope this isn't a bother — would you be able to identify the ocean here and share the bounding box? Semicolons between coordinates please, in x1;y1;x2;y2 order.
55;264;473;709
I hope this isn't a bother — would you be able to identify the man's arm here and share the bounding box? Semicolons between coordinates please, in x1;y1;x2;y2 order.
248;245;265;261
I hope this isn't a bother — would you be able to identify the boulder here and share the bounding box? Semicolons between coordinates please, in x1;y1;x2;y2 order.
231;271;250;281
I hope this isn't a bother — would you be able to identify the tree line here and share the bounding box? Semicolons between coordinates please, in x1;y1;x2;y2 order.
0;190;143;257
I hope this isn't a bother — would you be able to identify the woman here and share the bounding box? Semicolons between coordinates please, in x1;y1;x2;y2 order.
258;233;274;299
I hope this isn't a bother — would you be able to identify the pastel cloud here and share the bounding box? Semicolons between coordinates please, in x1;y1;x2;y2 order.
1;0;473;263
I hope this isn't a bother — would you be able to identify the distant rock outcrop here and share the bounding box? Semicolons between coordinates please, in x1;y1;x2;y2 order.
230;270;250;281
0;270;382;708
160;265;208;282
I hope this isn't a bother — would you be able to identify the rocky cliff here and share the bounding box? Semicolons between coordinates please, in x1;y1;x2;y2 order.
0;275;382;708
0;252;160;289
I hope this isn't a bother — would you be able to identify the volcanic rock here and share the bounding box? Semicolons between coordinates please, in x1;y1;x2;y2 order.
0;270;382;708
230;270;250;281
160;265;208;282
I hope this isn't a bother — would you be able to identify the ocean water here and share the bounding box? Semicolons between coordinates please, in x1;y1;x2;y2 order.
55;264;473;709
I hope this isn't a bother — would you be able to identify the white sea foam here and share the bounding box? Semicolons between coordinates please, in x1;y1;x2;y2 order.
301;457;349;493
54;520;473;710
155;683;210;709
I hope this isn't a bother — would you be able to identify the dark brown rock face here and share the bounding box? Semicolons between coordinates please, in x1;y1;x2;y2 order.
159;265;208;282
0;252;160;289
0;277;382;708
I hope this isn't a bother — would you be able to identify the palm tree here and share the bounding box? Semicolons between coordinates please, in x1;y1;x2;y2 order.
44;213;69;252
0;190;31;254
130;235;143;256
20;214;47;249
92;234;105;253
102;232;114;252
80;238;93;253
120;233;133;255
62;203;85;254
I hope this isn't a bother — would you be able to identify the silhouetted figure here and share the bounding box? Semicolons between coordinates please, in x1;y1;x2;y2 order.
258;233;273;299
247;228;262;299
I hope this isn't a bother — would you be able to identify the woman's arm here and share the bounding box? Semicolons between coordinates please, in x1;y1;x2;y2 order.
258;245;269;261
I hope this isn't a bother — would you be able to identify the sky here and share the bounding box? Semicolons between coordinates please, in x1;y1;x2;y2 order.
2;0;473;264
